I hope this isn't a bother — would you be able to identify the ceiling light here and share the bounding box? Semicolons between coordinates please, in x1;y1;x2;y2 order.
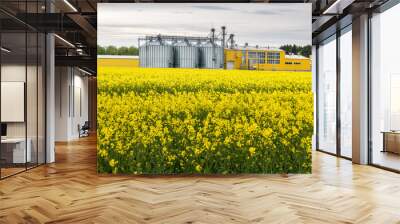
322;0;354;15
54;34;75;48
76;48;84;55
63;0;78;12
1;47;11;53
78;67;93;76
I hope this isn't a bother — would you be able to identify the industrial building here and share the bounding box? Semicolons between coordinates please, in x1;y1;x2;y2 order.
138;34;224;69
138;31;311;71
225;47;311;71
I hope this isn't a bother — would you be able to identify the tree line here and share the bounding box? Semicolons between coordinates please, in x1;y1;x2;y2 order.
97;44;312;57
279;44;311;58
97;45;139;56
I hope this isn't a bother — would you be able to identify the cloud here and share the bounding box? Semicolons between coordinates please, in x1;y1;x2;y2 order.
250;9;280;15
98;3;311;47
190;5;232;11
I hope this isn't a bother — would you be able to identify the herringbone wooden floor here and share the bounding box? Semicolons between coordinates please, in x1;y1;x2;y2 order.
1;136;400;224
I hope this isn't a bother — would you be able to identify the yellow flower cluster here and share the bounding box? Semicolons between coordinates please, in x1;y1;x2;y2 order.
97;67;313;174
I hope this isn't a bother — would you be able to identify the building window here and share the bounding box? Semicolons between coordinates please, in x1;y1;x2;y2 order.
339;28;352;158
241;50;246;64
370;3;400;171
249;59;258;65
317;36;337;155
248;51;266;64
248;51;257;59
267;52;280;64
258;52;265;64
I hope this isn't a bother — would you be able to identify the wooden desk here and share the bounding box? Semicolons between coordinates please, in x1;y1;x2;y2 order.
382;131;400;154
1;138;32;164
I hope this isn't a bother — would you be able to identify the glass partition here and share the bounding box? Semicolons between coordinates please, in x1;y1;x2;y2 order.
339;27;352;158
27;31;38;169
371;3;400;171
1;31;28;177
0;2;46;179
38;32;46;165
317;35;337;154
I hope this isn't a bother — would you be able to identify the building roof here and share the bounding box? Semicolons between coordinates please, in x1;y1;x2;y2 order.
228;46;283;51
284;54;309;60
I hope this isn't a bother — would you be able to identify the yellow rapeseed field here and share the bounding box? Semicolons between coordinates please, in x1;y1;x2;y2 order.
97;66;313;174
97;58;139;68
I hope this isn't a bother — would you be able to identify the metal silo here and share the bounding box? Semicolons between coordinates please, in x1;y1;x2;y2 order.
139;38;173;68
198;41;223;69
139;44;147;67
173;40;199;68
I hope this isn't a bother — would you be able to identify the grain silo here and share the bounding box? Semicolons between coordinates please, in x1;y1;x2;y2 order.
139;44;147;67
173;40;199;68
198;41;224;69
139;38;173;68
138;32;224;69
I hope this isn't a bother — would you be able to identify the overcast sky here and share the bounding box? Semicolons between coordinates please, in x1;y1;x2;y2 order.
98;3;311;48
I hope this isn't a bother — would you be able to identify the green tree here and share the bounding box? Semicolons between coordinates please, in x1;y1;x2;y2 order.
97;45;106;55
280;44;294;55
280;44;312;58
299;45;311;58
118;46;129;55
128;46;139;56
97;45;139;56
106;45;118;55
290;45;295;54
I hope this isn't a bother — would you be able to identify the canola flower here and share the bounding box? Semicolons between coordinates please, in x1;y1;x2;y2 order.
97;67;313;174
249;147;256;156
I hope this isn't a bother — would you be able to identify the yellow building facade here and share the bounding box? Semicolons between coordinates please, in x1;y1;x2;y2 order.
224;48;311;71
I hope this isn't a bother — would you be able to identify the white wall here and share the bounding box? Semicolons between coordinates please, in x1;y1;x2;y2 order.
1;64;25;81
46;4;56;164
352;14;369;164
73;73;89;136
55;67;89;141
55;66;70;141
